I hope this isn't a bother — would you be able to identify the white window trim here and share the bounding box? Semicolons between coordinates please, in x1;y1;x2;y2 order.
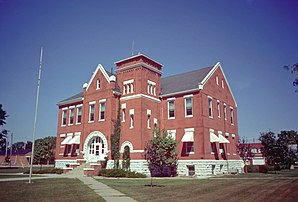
89;103;95;123
60;134;66;138
184;96;193;118
230;106;234;125
61;108;67;126
123;79;134;85
76;105;82;125
121;103;126;123
216;75;219;85
147;113;151;129
96;78;100;90
68;107;75;126
222;79;224;88
217;100;220;118
168;99;175;119
208;96;213;118
148;80;156;85
224;103;227;120
99;100;106;121
167;129;176;140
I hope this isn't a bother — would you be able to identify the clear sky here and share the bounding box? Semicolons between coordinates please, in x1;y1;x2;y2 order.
0;0;297;143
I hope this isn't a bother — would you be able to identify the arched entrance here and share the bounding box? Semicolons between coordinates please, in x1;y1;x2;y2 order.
83;131;108;162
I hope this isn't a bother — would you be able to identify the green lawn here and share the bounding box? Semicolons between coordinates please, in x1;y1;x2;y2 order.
0;178;105;202
0;174;43;179
97;171;298;202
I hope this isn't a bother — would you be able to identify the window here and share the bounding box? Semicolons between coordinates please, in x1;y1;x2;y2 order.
208;97;213;118
167;130;176;140
223;103;227;120
99;101;106;121
185;96;193;117
76;105;82;124
147;109;151;129
121;103;126;122
89;103;95;122
130;115;134;128
168;99;175;119
216;75;219;85
129;109;134;128
62;109;67;126
185;142;194;154
230;107;234;124
64;145;72;155
69;107;74;125
147;80;156;96
123;79;134;95
217;100;220;118
211;143;216;154
96;78;100;89
222;79;224;88
123;85;126;95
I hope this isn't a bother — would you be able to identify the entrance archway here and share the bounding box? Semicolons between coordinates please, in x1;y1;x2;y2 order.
83;131;108;162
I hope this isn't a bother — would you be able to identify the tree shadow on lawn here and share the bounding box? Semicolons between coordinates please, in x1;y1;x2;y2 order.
144;184;165;187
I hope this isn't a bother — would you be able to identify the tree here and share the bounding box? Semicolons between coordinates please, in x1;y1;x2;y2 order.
284;63;298;93
122;145;130;171
259;130;298;169
110;100;121;169
237;137;252;173
33;136;56;166
0;104;8;151
144;129;178;177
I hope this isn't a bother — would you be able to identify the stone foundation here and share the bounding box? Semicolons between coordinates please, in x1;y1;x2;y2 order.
55;160;77;168
106;159;244;176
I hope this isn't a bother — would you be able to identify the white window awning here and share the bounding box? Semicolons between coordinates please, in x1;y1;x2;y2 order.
219;134;230;143
181;131;194;142
210;132;220;143
61;135;72;145
68;135;80;144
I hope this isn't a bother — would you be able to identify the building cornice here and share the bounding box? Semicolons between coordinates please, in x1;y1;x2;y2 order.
116;62;162;75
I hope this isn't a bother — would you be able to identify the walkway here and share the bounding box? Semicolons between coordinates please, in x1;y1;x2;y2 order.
77;176;137;202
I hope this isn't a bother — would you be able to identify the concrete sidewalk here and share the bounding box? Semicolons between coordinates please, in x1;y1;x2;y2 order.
77;176;137;202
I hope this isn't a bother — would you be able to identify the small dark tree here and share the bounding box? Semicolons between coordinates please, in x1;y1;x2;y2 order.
111;100;121;169
284;63;298;93
0;104;9;151
259;131;280;166
144;129;178;178
237;137;252;173
33;136;56;167
122;146;130;171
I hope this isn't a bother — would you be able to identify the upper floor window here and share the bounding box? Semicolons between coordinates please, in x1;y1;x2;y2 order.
69;107;74;125
217;100;220;118
221;79;224;88
230;107;234;125
208;97;213;118
216;75;219;85
121;103;126;122
76;105;82;124
223;103;227;120
185;142;194;154
168;99;175;119
123;79;134;95
129;109;134;128
184;95;193;117
99;100;106;121
89;102;95;122
147;80;156;96
96;78;100;89
62;108;67;126
147;109;151;129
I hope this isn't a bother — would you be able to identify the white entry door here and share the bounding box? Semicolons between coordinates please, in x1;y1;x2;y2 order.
88;136;105;162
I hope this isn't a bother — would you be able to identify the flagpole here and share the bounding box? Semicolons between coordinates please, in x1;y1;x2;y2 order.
29;47;43;183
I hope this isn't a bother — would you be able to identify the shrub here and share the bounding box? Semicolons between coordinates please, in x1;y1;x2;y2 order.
98;169;146;178
23;168;63;174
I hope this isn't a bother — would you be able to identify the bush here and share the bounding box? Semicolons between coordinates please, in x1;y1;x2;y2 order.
98;169;146;178
23;168;63;174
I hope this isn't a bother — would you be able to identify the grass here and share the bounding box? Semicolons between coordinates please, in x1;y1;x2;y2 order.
97;170;298;202
0;174;42;179
0;178;105;202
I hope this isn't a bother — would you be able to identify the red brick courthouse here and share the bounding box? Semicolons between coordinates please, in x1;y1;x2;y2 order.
55;54;243;176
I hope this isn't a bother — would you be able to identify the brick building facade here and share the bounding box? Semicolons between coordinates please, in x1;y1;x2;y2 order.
55;54;243;176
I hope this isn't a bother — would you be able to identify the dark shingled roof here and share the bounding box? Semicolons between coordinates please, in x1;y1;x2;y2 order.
58;92;83;106
58;66;214;105
160;66;213;96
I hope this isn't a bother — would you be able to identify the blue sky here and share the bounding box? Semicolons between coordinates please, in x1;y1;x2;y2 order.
0;0;297;143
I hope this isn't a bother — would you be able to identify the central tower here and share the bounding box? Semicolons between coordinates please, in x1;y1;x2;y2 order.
115;54;163;158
